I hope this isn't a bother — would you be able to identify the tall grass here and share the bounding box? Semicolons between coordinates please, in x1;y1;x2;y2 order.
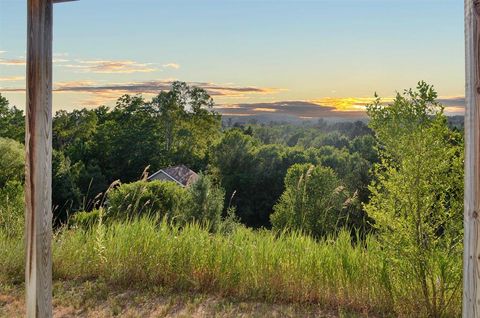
0;217;461;317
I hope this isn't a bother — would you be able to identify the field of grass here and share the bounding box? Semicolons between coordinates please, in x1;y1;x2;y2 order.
0;218;462;317
1;281;362;317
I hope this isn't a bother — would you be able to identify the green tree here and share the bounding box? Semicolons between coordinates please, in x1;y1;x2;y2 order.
0;138;24;188
52;151;82;224
210;130;258;225
0;94;24;142
149;81;222;169
270;163;349;238
365;82;463;317
183;174;225;231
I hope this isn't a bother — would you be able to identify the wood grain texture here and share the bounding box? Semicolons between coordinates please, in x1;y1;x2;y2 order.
464;0;480;316
25;0;53;317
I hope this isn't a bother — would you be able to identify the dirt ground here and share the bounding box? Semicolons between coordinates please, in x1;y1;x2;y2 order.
0;281;358;318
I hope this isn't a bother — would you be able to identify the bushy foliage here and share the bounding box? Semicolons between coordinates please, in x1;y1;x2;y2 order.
183;174;224;231
106;176;226;231
271;163;350;238
211;130;322;227
0;137;24;188
52;150;82;224
365;82;463;317
0;138;25;238
107;180;188;221
0;94;24;142
69;209;100;228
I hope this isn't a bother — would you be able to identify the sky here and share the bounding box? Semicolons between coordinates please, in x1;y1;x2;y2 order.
0;0;465;119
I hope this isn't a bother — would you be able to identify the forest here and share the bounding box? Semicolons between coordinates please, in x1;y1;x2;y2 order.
0;81;464;317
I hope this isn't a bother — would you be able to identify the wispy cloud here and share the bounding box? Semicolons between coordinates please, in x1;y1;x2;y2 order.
48;80;280;96
60;59;157;74
216;95;467;120
0;80;283;106
162;63;180;69
312;96;466;114
0;58;26;66
0;76;24;82
437;96;465;107
215;101;366;119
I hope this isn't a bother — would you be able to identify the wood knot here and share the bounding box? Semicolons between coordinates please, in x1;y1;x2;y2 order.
474;210;478;218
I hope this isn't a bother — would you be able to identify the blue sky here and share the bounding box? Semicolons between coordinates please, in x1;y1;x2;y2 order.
0;0;465;118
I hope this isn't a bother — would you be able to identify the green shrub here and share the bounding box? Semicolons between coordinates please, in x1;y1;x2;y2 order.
270;163;350;238
69;209;100;228
0;137;24;188
182;174;224;231
106;180;188;221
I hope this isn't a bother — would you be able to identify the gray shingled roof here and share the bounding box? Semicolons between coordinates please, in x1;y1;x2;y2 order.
147;165;199;187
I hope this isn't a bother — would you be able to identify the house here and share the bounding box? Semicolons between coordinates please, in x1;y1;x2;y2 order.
147;164;199;187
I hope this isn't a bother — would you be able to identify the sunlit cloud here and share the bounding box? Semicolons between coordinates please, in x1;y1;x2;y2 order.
311;97;384;112
0;79;283;106
217;95;467;120
312;96;466;115
60;59;157;74
215;101;366;119
0;58;26;66
0;55;70;65
252;107;278;112
53;58;70;63
162;63;180;69
0;76;24;82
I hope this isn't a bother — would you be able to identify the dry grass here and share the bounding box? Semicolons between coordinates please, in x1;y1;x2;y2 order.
0;281;358;318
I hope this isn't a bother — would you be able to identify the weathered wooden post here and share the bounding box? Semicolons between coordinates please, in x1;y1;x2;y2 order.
464;0;480;316
25;1;76;317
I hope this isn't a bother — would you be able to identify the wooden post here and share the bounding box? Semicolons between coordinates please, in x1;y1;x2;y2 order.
25;0;76;316
464;0;480;316
25;0;53;317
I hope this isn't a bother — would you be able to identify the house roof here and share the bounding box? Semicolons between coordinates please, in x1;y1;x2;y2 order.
147;164;199;187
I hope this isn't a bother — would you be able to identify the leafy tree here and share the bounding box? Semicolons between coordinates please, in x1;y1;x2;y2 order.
270;163;349;238
321;131;350;149
149;81;222;170
0;138;24;188
184;174;225;231
349;134;379;163
365;82;463;317
0;94;24;142
52;151;82;224
210;130;258;224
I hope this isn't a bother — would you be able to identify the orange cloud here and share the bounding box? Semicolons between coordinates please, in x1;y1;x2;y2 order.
311;97;388;112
